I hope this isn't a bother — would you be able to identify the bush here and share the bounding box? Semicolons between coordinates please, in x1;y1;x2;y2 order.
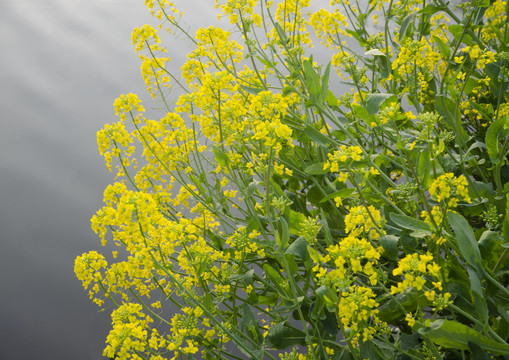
75;0;509;358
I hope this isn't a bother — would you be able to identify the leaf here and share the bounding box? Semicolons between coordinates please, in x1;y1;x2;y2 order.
321;62;331;103
379;235;399;260
212;145;230;167
239;84;263;95
417;147;432;188
319;188;356;203
366;93;396;115
353;104;376;123
449;25;473;45
378;290;427;322
285;236;309;261
307;245;321;263
503;193;509;244
359;339;387;360
447;211;483;271
306;185;324;206
303;59;321;105
304;163;328;175
256;56;276;68
390;213;432;233
485;116;509;165
400;232;418;254
277;217;290;249
319;309;339;335
241;304;263;345
435;95;468;147
432;35;450;59
325;90;340;107
288;210;307;237
416;319;509;355
315;285;338;310
266;322;306;349
399;13;414;40
466;266;488;326
274;23;289;45
416;4;447;15
479;230;504;268
364;49;386;56
263;264;288;298
303;125;334;146
190;173;207;195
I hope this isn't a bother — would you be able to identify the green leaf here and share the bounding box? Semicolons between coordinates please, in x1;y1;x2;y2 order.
212;145;230;167
435;95;468;147
378;290;427;322
479;230;503;269
417;147;432;188
416;4;447;15
466;266;488;326
432;35;450;59
288;210;307;237
366;93;396;114
485;116;509;165
399;13;414;40
303;125;334;146
315;285;338;311
503;194;509;244
321;62;331;103
258;293;278;306
449;25;473;45
353;104;377;123
263;264;288;298
319;309;339;335
266;322;306;349
447;211;483;271
277;217;290;249
285;236;309;261
416;319;509;355
325;90;340;107
304;162;328;175
379;235;399;260
390;213;432;233
359;340;387;360
307;245;321;263
274;23;289;45
400;232;418;254
239;84;263;95
190;173;207;195
256;56;276;68
241;304;263;344
319;188;356;203
303;59;321;105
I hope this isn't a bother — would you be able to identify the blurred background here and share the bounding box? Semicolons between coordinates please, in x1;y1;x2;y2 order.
0;0;218;358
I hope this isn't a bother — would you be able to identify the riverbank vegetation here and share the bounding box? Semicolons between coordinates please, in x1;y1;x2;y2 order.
75;0;509;358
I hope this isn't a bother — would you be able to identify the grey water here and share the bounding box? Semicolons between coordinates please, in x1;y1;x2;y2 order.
0;0;218;358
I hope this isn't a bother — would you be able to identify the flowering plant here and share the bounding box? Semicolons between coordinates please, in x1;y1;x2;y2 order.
76;0;509;358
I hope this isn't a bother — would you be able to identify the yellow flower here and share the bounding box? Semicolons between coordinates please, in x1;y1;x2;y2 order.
391;253;441;295
429;173;471;206
334;196;343;207
344;205;384;239
405;313;416;327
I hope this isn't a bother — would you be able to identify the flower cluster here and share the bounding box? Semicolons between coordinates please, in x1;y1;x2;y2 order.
428;173;471;207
